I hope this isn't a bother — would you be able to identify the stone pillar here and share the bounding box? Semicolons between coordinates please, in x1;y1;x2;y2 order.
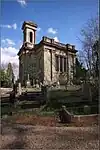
66;57;67;73
52;50;56;82
51;50;52;81
67;53;70;85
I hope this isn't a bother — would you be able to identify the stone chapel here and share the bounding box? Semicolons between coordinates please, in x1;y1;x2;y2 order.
18;21;78;86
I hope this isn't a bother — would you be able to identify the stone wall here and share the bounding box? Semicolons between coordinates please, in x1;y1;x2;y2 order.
19;44;76;85
43;45;74;84
44;46;52;84
72;114;98;126
36;47;44;82
68;52;76;84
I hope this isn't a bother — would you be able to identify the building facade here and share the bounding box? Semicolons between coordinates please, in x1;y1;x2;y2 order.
18;21;77;86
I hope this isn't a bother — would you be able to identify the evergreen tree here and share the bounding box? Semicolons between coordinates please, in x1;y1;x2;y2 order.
6;63;14;87
74;58;87;83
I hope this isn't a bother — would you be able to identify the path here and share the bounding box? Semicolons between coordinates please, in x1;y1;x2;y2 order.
0;121;99;150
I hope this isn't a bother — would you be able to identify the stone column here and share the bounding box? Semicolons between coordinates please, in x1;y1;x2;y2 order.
52;50;56;82
51;50;52;81
67;53;70;85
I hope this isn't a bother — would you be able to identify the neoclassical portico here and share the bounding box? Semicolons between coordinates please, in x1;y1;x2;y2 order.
18;21;77;86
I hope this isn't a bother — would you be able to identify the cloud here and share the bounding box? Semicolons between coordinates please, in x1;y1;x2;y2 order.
53;37;59;42
0;23;17;30
47;27;57;34
17;0;27;7
12;23;17;30
2;39;15;46
1;47;18;57
1;47;19;79
37;27;41;32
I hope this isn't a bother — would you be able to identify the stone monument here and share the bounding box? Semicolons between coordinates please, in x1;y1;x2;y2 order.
26;74;31;87
57;81;60;88
18;82;22;95
36;79;39;88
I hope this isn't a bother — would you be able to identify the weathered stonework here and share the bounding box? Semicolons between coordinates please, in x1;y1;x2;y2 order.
18;21;77;86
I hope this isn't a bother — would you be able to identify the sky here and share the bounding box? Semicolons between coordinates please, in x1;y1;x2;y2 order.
1;0;98;79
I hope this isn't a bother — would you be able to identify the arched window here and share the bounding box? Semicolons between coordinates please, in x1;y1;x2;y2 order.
55;55;59;71
29;32;33;43
24;32;26;42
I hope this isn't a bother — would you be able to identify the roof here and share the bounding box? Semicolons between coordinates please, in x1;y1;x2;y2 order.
36;36;78;53
18;36;78;56
22;21;38;30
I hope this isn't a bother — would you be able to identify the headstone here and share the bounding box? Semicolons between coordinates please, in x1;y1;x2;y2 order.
36;84;39;88
18;82;22;95
84;105;90;114
26;80;31;87
26;74;31;87
57;81;60;88
39;82;42;90
35;79;39;88
58;105;73;123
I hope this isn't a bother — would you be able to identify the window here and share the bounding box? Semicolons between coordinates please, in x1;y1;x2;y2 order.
55;55;59;71
64;57;66;72
29;32;33;43
60;56;63;72
24;32;26;42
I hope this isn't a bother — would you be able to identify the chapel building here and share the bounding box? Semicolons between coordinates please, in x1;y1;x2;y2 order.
18;21;78;86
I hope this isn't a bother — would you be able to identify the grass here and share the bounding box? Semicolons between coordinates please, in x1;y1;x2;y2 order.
1;100;98;118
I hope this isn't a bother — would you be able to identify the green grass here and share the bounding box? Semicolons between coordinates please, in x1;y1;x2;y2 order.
48;89;83;101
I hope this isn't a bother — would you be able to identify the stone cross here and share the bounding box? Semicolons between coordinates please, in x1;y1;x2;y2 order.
18;82;22;95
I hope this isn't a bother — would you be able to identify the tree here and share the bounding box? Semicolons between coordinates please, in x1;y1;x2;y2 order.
0;68;9;87
6;63;14;87
73;58;87;84
80;16;99;79
92;40;99;78
79;15;99;102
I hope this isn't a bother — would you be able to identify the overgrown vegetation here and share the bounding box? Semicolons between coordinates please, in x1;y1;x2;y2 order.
0;63;14;87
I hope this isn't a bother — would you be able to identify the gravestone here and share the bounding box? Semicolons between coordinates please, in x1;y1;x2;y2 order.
84;105;91;114
58;105;73;123
26;74;31;87
57;81;60;88
40;82;44;90
18;82;22;95
35;79;39;88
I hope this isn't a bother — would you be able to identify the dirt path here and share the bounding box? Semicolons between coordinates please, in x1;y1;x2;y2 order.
0;121;99;150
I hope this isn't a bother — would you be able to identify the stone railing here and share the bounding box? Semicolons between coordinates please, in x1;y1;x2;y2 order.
42;36;66;48
42;36;52;43
54;41;66;48
66;44;75;50
42;37;76;50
